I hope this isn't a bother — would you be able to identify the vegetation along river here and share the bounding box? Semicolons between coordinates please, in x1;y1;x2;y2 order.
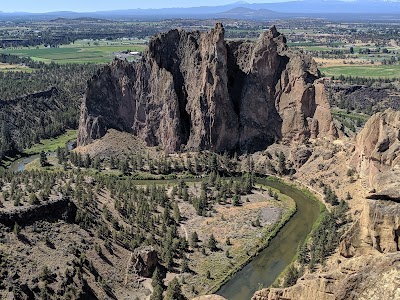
8;150;322;300
217;177;321;300
9;141;75;172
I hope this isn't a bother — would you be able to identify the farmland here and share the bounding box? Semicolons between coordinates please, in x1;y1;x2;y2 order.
320;64;400;78
0;40;147;64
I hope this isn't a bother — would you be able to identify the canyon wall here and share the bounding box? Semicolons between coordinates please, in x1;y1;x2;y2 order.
78;24;337;153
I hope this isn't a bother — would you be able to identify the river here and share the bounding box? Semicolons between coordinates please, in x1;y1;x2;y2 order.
8;151;321;300
216;178;321;300
9;141;75;172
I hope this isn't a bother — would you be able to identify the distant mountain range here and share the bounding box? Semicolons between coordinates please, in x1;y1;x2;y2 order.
1;1;400;20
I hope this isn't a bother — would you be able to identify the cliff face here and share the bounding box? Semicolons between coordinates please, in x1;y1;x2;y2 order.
78;24;337;152
250;109;400;300
252;252;400;300
340;200;400;258
0;198;77;227
351;109;400;200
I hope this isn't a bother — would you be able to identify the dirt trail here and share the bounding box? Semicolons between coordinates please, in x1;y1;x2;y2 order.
181;224;188;240
124;252;133;286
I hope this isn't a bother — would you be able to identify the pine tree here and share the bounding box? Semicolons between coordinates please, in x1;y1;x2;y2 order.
181;256;189;273
278;151;286;175
208;234;218;251
152;267;162;286
28;193;40;205
172;201;180;223
165;278;186;300
84;154;91;168
40;151;48;167
190;231;199;248
13;223;20;237
150;284;163;300
232;194;240;206
206;270;211;279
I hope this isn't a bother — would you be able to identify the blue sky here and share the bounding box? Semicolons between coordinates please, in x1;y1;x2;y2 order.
1;0;293;13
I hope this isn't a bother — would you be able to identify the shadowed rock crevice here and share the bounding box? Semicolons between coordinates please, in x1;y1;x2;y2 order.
0;198;77;227
78;24;337;153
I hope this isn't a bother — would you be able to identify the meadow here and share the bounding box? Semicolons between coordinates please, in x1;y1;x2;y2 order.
320;64;400;78
0;40;147;64
0;62;33;72
24;129;78;155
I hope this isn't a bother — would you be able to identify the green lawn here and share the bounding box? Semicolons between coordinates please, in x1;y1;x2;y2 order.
24;129;77;155
0;40;147;64
321;65;400;78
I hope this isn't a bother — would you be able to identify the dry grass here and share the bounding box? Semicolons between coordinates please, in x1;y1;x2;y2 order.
314;58;369;67
0;220;146;300
0;62;32;72
176;183;295;297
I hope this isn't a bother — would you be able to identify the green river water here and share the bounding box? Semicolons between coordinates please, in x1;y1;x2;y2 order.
216;178;321;300
8;156;321;300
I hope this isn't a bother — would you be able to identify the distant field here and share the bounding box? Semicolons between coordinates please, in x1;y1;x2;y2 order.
288;42;346;52
0;40;147;64
320;65;400;78
0;62;33;72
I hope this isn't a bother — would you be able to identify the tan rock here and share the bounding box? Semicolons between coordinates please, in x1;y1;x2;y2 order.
250;109;400;300
351;109;400;199
252;253;400;300
192;296;227;300
340;199;400;256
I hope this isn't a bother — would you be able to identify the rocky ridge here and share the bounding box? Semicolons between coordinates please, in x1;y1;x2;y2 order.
351;109;400;200
78;24;337;153
249;109;400;300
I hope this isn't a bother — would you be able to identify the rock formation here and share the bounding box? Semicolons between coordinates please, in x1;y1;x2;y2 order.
251;109;400;300
252;252;400;300
131;246;158;278
351;109;400;200
0;198;77;227
78;24;337;153
340;199;400;257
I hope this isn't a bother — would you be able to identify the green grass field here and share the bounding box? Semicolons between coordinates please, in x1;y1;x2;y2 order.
321;64;400;78
0;40;147;64
24;129;77;155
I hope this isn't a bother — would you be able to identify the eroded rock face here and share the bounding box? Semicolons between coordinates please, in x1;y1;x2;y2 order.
131;246;158;278
78;24;337;153
340;200;400;256
252;253;400;300
351;109;400;200
249;110;400;300
0;198;76;227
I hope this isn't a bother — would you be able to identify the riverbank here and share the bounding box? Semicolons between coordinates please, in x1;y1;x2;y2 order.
178;180;296;297
269;176;327;288
216;177;322;300
1;138;325;300
5;130;77;172
207;188;297;295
